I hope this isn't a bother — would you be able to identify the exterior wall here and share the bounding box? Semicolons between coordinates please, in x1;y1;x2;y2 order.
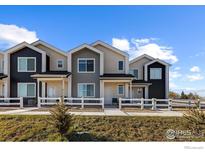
94;44;126;74
147;62;166;99
71;48;100;97
46;81;68;97
10;47;42;105
35;44;67;71
129;57;152;80
0;54;4;73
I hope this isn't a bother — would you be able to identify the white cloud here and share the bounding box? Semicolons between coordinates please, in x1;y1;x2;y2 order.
187;74;204;81
112;37;178;64
169;82;178;89
0;24;38;50
112;38;130;51
174;67;181;71
190;66;200;73
170;71;182;79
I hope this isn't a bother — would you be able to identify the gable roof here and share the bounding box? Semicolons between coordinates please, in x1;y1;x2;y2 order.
5;42;46;55
91;40;129;57
31;40;67;56
129;54;154;64
145;58;171;67
69;43;104;55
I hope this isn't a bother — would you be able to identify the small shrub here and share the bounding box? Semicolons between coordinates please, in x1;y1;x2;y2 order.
48;101;72;139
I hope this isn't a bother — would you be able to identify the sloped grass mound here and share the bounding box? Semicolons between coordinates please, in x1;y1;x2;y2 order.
0;115;204;141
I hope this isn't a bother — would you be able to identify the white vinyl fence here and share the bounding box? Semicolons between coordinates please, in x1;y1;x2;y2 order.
0;97;23;108
38;97;104;109
119;98;205;110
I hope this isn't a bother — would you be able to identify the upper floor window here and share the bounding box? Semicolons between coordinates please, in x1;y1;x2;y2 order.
57;59;64;69
18;57;36;72
78;58;95;73
117;85;124;95
150;68;162;79
118;61;124;71
129;69;138;79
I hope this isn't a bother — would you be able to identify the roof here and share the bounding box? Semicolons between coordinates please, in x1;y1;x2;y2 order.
132;79;152;84
129;54;154;64
100;73;134;78
91;40;129;57
31;71;71;78
69;43;104;55
5;42;46;55
145;59;171;67
31;40;67;56
0;73;8;80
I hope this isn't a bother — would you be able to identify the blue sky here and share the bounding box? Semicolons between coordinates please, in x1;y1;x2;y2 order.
0;6;205;95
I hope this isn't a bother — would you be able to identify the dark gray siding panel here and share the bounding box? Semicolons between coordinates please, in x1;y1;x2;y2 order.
71;48;100;97
148;62;165;99
10;47;42;105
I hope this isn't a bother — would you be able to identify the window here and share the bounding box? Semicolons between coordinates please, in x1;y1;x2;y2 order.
78;58;95;73
117;85;124;95
18;83;36;97
57;59;64;69
18;57;36;72
78;83;95;97
150;68;162;79
129;69;138;79
118;61;124;71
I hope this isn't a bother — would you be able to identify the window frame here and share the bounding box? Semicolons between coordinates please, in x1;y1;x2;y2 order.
77;58;95;73
130;69;138;79
117;84;125;95
118;60;124;71
17;57;36;72
57;59;64;69
77;83;95;97
150;68;162;80
17;82;36;97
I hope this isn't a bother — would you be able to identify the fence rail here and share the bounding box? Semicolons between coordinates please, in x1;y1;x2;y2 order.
0;97;23;108
38;97;104;109
119;98;205;110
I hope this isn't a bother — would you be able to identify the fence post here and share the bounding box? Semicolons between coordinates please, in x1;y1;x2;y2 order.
168;99;172;111
198;99;201;110
101;98;104;110
119;97;122;109
188;100;191;109
38;97;41;108
20;97;23;109
152;98;156;110
141;98;144;110
81;97;84;109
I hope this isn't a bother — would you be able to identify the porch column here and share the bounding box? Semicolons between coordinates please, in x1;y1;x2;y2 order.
37;79;40;108
42;82;45;97
145;86;149;99
125;83;129;98
68;76;71;97
129;82;132;99
3;81;8;97
100;80;104;98
62;79;65;102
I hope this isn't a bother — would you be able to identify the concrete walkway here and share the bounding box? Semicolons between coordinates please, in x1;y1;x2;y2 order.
0;108;184;117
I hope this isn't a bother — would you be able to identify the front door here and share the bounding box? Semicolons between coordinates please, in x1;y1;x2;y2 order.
132;87;144;98
104;84;113;105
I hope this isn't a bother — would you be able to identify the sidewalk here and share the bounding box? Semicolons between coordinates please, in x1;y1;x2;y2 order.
0;108;184;117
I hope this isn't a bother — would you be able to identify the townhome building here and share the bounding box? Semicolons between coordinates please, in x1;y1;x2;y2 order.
0;40;170;107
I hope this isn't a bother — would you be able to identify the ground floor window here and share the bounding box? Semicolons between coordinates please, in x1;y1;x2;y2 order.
17;83;36;97
78;83;95;97
117;85;124;95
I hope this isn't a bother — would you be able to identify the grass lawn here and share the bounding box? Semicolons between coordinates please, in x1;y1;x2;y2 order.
0;115;204;141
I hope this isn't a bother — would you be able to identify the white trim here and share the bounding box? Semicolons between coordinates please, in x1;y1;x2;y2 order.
17;82;36;98
56;59;64;70
77;58;95;73
129;54;154;64
69;44;104;75
91;40;129;57
165;65;169;99
77;83;95;97
31;40;67;57
117;84;125;95
17;57;36;72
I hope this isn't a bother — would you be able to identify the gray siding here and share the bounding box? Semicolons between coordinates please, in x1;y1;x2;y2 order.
71;48;100;97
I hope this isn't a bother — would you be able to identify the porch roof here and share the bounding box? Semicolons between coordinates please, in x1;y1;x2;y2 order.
132;79;152;85
100;73;134;80
31;71;71;78
0;73;8;80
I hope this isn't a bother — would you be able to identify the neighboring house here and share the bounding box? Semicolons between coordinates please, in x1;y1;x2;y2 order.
0;40;170;106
